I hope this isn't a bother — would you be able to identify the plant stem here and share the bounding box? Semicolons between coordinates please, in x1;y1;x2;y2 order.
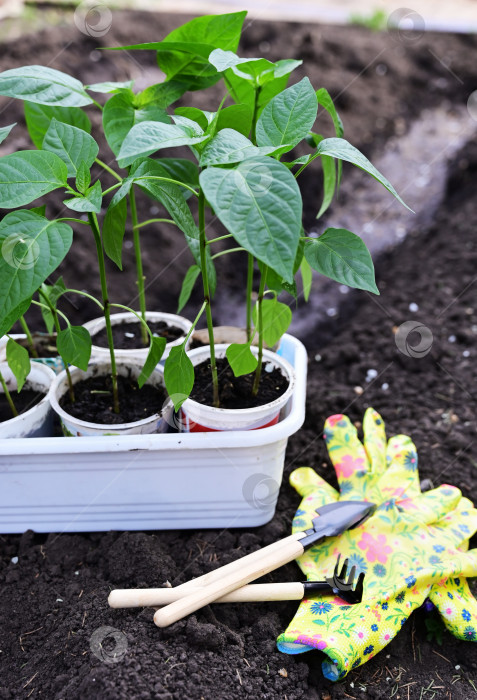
206;233;234;245
87;212;120;413
198;188;219;408
135;218;175;230
250;87;261;143
252;266;267;397
0;369;18;418
95;158;122;182
246;254;254;342
128;187;148;346
19;316;38;358
211;247;245;260
39;289;75;403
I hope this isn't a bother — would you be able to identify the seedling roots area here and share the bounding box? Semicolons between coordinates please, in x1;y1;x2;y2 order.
1;11;477;700
191;359;288;408
92;321;184;350
0;390;44;422
59;375;166;425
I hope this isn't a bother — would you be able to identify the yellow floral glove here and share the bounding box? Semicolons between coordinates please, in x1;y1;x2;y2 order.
277;408;477;680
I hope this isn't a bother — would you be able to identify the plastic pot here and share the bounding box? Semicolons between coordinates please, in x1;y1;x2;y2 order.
179;345;295;432
0;333;64;374
83;312;192;364
49;361;172;437
0;361;55;438
0;334;307;532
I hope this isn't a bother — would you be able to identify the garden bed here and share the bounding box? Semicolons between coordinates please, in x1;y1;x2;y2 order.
0;10;476;699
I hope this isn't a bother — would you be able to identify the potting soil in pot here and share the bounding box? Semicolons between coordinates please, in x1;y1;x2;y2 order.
0;389;45;423
59;375;167;424
92;321;184;349
190;358;289;409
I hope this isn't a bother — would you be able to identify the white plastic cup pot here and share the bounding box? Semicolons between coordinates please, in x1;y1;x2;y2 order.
178;345;296;433
49;361;172;437
0;333;65;374
83;312;192;364
0;361;56;438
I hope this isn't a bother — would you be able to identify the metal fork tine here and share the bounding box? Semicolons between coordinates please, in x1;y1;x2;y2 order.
346;565;356;589
333;553;342;579
339;557;348;581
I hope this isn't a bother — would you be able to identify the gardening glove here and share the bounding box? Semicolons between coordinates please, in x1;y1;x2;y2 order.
277;408;477;680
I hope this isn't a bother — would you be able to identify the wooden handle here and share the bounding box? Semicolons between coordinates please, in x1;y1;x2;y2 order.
171;535;297;593
109;581;305;608
154;533;305;627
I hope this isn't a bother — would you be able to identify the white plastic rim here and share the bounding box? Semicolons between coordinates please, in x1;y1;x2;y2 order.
0;361;55;438
83;312;192;364
180;344;296;432
49;361;172;437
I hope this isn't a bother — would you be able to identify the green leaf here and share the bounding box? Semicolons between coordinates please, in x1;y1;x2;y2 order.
199;128;276;167
24;102;91;149
252;298;292;346
86;80;134;93
103;91;170;158
216;104;253;136
64;180;102;213
256;77;318;150
0;297;31;339
177;264;200;313
317;154;336;219
304;228;379;294
30;205;46;216
226;343;258;377
154;157;199;198
6;338;30;392
174;106;209;132
208;49;264;74
315;138;411;210
0;150;68;208
224;61;300;114
118;121;208;167
200;157;302;284
56;325;92;370
137;81;188;108
0;123;16;145
42;118;98;177
103;197;127;270
164;343;195;411
138;336;167;388
75;160;91;194
300;256;312;302
316;88;344;137
0;65;92;106
0;211;72;326
40;276;66;334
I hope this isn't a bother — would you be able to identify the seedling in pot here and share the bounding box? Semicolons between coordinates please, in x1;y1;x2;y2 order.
0;82;175;416
110;11;410;415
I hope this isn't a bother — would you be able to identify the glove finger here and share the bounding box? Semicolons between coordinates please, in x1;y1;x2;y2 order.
378;435;421;501
290;467;339;500
429;572;477;640
429;497;477;548
398;485;462;525
324;414;370;493
362;408;387;476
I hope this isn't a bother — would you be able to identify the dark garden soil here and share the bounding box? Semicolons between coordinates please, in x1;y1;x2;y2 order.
16;334;58;359
1;10;477;700
0;389;44;423
190;358;289;409
92;321;185;350
59;374;167;425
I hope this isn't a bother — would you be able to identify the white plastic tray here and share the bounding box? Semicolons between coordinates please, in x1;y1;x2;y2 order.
0;335;307;533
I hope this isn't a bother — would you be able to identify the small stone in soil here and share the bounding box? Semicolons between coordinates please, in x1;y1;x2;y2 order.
92;320;184;350
59;374;167;425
